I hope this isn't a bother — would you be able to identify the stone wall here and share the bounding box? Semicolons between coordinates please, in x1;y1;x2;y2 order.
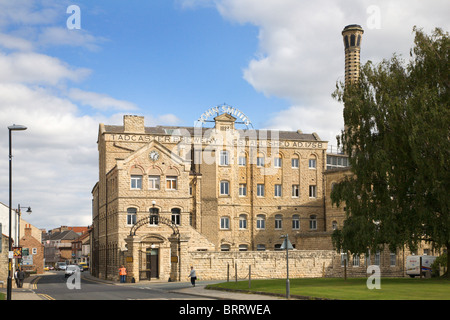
185;250;337;280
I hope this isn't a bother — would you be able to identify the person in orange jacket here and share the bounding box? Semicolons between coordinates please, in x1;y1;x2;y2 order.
119;265;127;283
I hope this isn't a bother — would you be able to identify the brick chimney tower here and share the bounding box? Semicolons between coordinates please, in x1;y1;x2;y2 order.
342;24;364;85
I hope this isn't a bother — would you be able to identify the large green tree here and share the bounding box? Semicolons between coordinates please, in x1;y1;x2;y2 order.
331;27;449;275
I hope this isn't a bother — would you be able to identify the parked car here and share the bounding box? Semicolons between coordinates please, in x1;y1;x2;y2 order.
56;262;67;271
65;265;82;278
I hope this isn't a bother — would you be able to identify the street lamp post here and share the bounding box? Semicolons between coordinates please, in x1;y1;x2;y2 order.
280;234;293;299
7;124;27;301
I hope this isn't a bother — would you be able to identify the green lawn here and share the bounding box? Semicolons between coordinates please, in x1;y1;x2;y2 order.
207;277;450;300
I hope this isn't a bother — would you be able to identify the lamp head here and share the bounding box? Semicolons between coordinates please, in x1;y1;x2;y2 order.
8;124;27;131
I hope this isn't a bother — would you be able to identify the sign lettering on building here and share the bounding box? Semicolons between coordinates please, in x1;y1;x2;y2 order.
108;134;324;150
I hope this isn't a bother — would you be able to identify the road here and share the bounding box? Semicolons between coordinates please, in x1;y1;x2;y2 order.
31;271;218;300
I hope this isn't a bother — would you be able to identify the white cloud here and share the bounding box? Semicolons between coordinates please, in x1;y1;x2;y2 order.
0;50;90;85
68;88;138;111
0;33;34;51
38;27;108;52
204;0;450;144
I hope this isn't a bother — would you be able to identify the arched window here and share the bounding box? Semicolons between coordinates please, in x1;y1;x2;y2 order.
275;214;282;229
127;208;137;226
171;208;181;225
309;155;317;169
256;215;265;230
239;214;247;229
274;154;282;168
332;220;338;230
130;166;143;190
350;34;356;46
149;207;159;225
292;215;300;230
239;244;248;251
220;244;230;252
309;215;317;230
291;155;299;168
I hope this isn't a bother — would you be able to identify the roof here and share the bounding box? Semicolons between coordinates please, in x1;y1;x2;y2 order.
103;125;324;142
46;230;80;241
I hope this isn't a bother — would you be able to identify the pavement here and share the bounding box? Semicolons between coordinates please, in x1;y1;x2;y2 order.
1;272;288;300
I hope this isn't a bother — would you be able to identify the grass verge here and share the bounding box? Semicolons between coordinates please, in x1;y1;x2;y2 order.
206;277;450;300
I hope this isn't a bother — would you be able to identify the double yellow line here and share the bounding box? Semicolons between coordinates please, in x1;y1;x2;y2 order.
38;293;55;300
30;276;55;300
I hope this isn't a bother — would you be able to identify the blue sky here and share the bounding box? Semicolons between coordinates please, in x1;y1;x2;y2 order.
0;0;448;229
42;0;287;126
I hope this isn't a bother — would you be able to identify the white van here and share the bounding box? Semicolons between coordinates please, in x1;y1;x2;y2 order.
406;255;437;277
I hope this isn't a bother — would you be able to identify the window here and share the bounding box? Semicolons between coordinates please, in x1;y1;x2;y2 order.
332;220;338;230
390;252;396;267
239;214;247;229
257;157;265;167
220;217;230;230
220;181;230;195
148;176;160;190
127;208;137;225
275;214;282;229
274;184;282;197
309;215;317;230
130;175;142;189
292;215;300;230
256;215;265;229
257;184;265;197
171;208;181;225
353;254;360;267
149;207;159;225
274;244;282;251
274;157;282;168
256;244;266;251
374;252;381;266
239;184;247;197
239;244;248;251
219;150;229;166
238;155;246;166
166;176;177;190
309;159;316;169
292;185;299;198
341;251;348;267
291;158;299;168
220;244;230;251
309;185;316;198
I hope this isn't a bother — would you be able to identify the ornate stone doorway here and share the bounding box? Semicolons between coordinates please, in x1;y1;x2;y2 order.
125;215;181;283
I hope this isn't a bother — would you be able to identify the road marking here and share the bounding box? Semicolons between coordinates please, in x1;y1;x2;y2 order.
30;276;41;290
38;293;55;300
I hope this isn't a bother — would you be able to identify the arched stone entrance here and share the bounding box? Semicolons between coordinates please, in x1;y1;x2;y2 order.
124;216;182;283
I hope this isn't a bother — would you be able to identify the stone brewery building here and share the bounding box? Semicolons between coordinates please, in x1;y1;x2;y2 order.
91;25;415;282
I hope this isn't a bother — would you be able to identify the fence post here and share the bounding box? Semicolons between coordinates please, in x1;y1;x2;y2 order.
227;263;229;282
235;263;237;282
248;265;251;289
344;258;347;281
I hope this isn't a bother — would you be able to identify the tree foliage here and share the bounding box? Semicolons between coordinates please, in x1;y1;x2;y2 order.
331;27;449;267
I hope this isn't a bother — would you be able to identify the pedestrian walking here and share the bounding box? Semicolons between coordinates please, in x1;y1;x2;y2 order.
14;268;19;288
119;265;127;283
17;268;25;288
188;266;197;287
